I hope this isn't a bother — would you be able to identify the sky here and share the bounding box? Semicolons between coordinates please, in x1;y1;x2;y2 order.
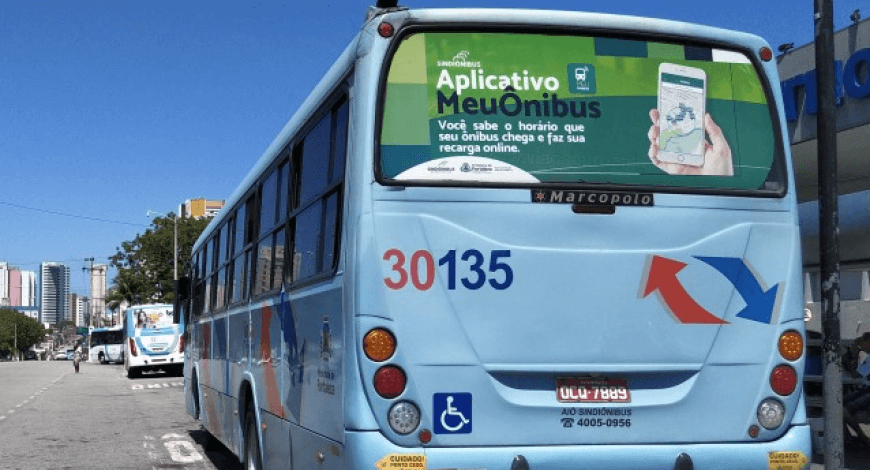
0;0;865;294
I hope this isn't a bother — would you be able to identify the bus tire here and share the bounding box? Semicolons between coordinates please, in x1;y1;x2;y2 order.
98;352;105;364
128;367;140;379
243;401;262;470
191;374;201;420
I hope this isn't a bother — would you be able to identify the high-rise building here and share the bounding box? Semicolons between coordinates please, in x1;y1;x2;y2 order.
179;198;224;219
0;262;8;306
69;293;88;327
7;268;36;307
89;264;107;326
39;262;71;325
19;270;36;307
8;268;20;306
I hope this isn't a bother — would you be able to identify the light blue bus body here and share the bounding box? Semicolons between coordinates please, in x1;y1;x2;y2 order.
89;326;123;364
180;7;811;469
123;304;184;377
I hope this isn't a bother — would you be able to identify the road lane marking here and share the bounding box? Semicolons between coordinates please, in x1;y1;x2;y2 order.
164;440;204;464
144;434;204;466
132;382;183;390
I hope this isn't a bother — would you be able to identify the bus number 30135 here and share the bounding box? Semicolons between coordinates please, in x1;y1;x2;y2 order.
383;248;514;291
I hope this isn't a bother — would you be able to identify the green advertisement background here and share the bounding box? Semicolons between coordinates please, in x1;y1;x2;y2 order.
381;32;776;190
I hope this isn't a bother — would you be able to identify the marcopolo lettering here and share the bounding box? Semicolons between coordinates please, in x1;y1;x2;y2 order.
531;190;654;206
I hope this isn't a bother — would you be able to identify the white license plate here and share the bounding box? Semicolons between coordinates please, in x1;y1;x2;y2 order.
556;377;631;403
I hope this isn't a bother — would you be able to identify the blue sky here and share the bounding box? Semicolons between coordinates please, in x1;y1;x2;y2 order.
0;0;864;293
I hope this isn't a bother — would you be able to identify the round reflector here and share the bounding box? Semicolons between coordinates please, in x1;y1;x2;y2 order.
378;22;395;38
757;398;785;429
364;328;397;362
388;401;421;435
748;425;759;438
778;331;804;361
759;46;773;62
770;364;798;396
374;365;406;398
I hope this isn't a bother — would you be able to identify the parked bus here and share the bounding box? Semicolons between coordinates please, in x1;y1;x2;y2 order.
123;304;183;378
88;326;123;364
176;4;811;469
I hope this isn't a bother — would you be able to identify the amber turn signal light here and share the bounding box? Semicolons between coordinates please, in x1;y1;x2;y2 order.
778;331;803;362
364;328;396;362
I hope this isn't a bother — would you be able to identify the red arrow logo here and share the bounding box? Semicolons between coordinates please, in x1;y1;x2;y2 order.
641;255;728;325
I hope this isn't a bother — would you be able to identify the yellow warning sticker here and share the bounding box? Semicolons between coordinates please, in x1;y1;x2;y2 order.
375;454;427;470
768;451;808;470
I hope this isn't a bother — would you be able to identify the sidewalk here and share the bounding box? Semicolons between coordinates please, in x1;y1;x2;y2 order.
810;423;870;469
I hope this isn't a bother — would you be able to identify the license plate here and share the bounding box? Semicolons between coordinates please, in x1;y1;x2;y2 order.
556;377;631;403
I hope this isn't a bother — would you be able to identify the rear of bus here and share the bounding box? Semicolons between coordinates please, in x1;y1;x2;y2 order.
89;327;124;364
124;304;183;377
349;8;811;469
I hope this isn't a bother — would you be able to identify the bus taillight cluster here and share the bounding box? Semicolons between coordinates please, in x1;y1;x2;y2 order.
770;330;802;397
363;327;424;439
753;330;804;436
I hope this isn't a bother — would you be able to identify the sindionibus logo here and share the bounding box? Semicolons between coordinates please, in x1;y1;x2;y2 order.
437;50;482;68
568;63;597;94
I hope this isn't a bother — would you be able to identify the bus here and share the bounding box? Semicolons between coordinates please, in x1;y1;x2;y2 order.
176;4;812;469
123;304;184;378
88;326;123;364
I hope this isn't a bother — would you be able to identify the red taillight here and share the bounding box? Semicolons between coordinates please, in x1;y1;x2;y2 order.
374;365;406;398
178;335;185;353
129;338;138;357
770;365;797;396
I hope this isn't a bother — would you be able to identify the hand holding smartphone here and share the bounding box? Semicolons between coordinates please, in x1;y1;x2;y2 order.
656;63;707;167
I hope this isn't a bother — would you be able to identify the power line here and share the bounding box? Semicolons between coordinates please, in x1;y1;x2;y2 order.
1;256;114;269
0;200;149;227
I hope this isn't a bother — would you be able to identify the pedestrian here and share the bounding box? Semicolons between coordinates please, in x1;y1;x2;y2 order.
73;344;81;373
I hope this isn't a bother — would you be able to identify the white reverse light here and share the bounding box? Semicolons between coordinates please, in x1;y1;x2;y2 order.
757;398;786;430
388;401;421;435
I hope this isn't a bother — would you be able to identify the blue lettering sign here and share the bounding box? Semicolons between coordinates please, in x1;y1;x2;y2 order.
844;48;870;99
781;47;870;121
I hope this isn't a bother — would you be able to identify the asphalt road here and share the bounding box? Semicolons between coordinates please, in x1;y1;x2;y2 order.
5;359;870;469
0;360;242;470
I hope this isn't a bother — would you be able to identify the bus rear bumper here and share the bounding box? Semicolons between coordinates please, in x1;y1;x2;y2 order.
344;424;811;470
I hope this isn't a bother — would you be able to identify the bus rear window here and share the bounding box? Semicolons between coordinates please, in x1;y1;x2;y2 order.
132;308;173;329
379;31;783;194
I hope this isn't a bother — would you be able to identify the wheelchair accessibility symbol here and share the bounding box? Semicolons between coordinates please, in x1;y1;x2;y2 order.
433;393;472;434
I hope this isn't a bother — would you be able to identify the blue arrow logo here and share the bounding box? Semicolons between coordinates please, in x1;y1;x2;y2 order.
695;256;779;324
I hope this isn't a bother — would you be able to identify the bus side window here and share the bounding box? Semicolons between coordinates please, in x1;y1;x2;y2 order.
255;166;281;296
287;94;348;283
215;223;229;310
208;234;220;311
242;195;257;299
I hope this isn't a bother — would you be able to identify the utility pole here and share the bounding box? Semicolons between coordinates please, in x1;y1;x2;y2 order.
814;0;844;468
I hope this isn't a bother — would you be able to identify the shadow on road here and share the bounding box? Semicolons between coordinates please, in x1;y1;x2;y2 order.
189;428;244;470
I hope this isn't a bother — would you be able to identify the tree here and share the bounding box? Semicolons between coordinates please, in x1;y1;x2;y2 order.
109;213;211;305
0;308;46;357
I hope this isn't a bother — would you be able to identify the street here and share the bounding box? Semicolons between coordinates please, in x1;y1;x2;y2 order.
0;360;241;470
4;360;870;469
